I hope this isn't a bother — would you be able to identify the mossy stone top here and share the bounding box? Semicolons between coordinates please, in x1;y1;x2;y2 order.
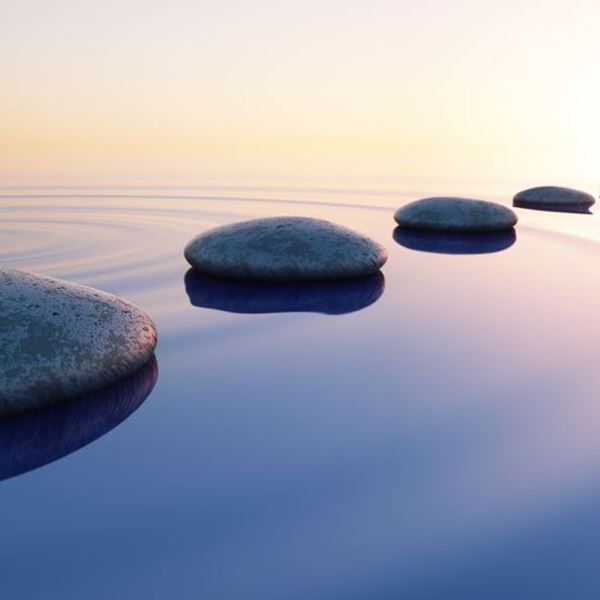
184;217;388;281
394;197;518;233
513;186;595;208
0;269;157;415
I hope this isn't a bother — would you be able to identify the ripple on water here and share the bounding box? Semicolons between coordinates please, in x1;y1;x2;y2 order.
4;189;600;598
0;198;221;291
0;193;389;315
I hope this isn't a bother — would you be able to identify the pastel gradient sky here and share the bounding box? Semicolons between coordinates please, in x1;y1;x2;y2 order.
1;0;598;188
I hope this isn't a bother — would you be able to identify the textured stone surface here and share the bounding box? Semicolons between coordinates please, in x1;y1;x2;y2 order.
513;186;596;210
0;269;157;414
394;197;518;233
185;269;384;314
184;217;388;281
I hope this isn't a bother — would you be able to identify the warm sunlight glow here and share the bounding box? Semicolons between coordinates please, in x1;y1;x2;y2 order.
1;0;599;190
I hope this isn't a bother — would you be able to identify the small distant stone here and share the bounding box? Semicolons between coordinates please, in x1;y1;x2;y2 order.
184;217;388;281
394;197;518;233
513;186;595;210
0;269;157;415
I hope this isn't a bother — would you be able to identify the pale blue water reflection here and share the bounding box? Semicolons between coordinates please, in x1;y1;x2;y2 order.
1;189;600;599
513;199;593;214
0;358;157;481
185;269;385;314
394;227;517;254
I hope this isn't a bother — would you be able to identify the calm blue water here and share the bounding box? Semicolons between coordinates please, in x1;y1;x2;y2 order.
2;186;600;599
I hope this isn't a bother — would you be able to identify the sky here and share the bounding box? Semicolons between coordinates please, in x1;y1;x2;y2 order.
1;0;598;190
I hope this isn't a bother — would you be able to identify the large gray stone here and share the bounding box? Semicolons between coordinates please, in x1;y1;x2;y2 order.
184;217;388;281
0;269;157;415
394;197;518;233
513;186;595;210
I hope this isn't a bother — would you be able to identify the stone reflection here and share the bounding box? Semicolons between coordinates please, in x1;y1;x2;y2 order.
0;357;158;481
393;227;516;255
185;269;385;315
512;199;592;214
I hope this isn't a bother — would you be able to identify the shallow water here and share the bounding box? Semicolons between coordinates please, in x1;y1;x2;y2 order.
2;186;600;599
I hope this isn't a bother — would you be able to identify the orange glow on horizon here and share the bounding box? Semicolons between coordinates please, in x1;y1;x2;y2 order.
1;0;598;191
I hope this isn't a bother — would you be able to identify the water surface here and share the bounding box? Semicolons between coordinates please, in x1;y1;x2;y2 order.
1;186;600;599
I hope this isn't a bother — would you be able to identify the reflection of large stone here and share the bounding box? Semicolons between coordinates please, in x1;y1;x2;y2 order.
513;186;595;213
394;228;516;255
0;269;157;414
185;269;385;315
0;357;157;481
184;217;387;281
394;197;517;233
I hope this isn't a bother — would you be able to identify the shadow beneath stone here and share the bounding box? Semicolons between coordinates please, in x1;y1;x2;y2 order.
513;200;592;214
394;227;516;255
0;357;158;481
184;269;385;315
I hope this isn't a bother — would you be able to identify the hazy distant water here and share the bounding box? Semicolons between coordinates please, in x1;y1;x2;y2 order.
2;185;600;599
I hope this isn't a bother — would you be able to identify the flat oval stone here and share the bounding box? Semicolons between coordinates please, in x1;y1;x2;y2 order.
0;269;157;415
394;197;518;233
513;186;595;209
184;217;388;281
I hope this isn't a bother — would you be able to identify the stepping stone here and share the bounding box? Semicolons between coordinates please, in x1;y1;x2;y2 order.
513;186;595;212
394;197;518;233
0;269;157;415
184;217;387;281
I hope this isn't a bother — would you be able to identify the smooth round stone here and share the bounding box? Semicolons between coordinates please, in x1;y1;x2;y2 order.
0;269;157;415
513;186;595;209
394;197;518;233
184;217;388;281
